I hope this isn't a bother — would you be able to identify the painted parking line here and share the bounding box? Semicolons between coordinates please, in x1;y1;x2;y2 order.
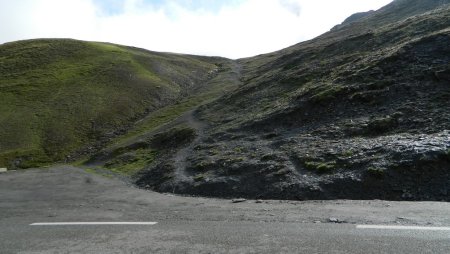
30;222;158;226
356;225;450;231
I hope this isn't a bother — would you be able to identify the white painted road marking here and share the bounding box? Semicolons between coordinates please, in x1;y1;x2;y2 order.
356;225;450;231
30;222;158;226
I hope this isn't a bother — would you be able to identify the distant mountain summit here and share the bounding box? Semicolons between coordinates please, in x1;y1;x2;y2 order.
333;0;449;31
331;10;375;30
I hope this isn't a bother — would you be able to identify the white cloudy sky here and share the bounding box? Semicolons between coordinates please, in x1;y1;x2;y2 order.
0;0;392;58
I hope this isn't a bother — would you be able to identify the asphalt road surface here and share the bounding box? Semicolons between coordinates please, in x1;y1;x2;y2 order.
1;166;449;253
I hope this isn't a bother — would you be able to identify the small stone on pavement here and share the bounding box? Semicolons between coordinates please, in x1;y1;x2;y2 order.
328;217;340;223
232;198;247;203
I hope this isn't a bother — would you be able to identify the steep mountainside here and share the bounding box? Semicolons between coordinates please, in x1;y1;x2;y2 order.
2;0;449;201
135;0;450;201
0;39;233;168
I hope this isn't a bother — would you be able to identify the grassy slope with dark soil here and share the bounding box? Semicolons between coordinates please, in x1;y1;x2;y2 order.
0;39;228;169
136;0;450;201
84;59;242;176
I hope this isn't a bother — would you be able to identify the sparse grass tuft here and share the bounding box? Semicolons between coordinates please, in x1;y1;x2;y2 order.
194;173;207;181
104;148;157;175
310;85;343;103
367;167;386;178
304;161;337;173
343;150;354;157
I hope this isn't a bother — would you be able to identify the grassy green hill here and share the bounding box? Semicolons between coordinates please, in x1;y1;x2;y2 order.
0;39;225;168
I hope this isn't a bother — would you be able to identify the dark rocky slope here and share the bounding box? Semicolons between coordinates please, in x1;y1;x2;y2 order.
135;0;450;201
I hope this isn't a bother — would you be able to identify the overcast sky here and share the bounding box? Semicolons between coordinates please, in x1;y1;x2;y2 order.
0;0;393;59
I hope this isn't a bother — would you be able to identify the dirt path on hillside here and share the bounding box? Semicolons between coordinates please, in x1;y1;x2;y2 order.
171;110;207;187
88;60;243;188
230;60;243;84
171;61;243;189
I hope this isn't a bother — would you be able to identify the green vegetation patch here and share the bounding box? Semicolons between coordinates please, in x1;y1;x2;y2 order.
194;172;211;182
104;148;157;175
342;150;354;157
191;160;216;172
304;161;337;173
115;96;206;144
0;149;51;169
113;61;238;145
310;84;344;104
366;116;397;135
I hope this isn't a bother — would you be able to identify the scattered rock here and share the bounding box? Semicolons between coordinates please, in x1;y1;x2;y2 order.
401;192;414;200
328;217;347;223
328;217;339;223
232;198;247;203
